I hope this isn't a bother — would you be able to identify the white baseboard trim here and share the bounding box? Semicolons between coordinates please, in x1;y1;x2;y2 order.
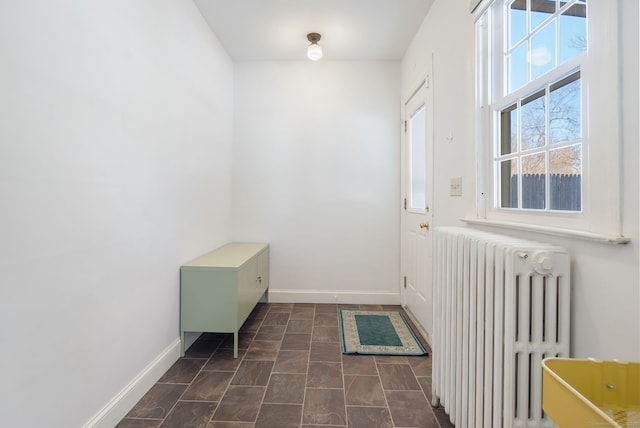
82;338;181;428
268;289;401;305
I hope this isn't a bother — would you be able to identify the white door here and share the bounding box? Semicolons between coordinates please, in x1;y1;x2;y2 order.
401;78;434;337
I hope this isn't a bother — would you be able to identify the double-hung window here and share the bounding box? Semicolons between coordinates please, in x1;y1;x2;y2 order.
473;0;627;242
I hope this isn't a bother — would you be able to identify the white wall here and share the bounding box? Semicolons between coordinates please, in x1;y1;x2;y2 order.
232;61;401;303
402;0;476;228
403;0;639;360
0;1;234;427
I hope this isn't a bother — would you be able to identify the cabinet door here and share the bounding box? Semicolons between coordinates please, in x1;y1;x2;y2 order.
181;269;237;332
237;257;259;326
257;249;269;292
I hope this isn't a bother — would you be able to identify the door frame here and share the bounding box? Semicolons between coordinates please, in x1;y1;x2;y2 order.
400;66;435;334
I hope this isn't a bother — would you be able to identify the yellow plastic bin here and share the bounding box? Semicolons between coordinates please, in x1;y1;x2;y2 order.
542;358;640;427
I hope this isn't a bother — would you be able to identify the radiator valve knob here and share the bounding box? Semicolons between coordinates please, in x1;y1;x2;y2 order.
533;252;554;274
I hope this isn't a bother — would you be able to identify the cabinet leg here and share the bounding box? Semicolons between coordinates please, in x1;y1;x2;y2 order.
233;331;239;358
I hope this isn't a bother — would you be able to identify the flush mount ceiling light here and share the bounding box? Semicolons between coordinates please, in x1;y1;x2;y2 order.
306;32;323;61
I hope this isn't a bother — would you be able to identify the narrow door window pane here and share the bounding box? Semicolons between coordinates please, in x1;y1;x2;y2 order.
409;105;426;210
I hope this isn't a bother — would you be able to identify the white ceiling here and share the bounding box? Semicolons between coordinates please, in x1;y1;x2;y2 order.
193;0;434;61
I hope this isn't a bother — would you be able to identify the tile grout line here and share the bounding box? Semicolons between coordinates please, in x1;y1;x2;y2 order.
252;304;275;426
335;306;349;428
374;349;397;428
403;303;451;428
203;334;234;425
206;305;267;425
159;340;219;425
299;303;315;427
406;346;443;428
119;303;446;428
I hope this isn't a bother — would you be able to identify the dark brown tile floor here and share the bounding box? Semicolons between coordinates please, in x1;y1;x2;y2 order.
117;303;455;428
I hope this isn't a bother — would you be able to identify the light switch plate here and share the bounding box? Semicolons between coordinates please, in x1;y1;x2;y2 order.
450;176;462;196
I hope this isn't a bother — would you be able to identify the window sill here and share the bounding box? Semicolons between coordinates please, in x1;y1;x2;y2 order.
460;218;631;245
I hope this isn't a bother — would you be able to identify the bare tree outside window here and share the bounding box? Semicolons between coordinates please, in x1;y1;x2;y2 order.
499;71;582;210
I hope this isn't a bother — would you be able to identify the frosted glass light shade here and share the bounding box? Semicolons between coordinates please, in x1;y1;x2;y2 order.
307;43;323;61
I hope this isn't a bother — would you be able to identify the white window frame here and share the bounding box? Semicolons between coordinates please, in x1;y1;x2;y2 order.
469;0;629;244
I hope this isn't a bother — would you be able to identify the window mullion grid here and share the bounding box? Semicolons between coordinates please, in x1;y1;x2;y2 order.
555;5;561;75
502;1;509;97
494;0;584;213
526;0;531;84
482;0;596;219
544;83;551;211
516;96;522;209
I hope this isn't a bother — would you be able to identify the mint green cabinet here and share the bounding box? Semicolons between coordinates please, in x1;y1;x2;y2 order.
180;243;269;358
